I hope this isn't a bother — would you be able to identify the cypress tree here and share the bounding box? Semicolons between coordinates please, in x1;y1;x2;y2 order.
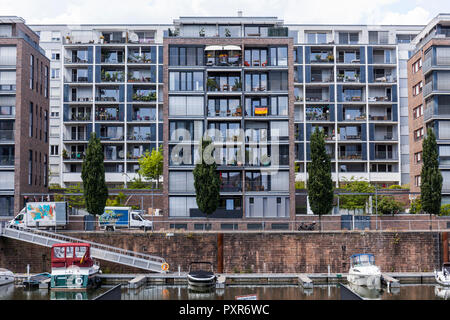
193;138;221;215
421;127;443;229
307;127;334;230
81;132;108;216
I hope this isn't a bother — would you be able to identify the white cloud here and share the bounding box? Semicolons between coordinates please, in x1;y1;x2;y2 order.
0;0;436;26
378;6;431;25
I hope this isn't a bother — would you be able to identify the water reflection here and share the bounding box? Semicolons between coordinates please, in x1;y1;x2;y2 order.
1;284;449;300
347;283;383;300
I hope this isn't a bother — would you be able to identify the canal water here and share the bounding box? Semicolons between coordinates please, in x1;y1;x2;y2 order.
0;284;448;300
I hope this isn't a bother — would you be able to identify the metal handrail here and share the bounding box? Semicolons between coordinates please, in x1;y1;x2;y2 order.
4;225;165;264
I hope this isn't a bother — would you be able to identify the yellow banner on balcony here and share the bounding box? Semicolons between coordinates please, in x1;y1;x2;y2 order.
254;107;268;115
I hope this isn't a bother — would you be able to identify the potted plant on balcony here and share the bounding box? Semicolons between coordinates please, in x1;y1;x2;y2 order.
207;78;218;91
225;28;231;37
62;149;69;159
315;54;321;62
327;54;334;62
199;28;205;37
232;79;242;91
99;35;104;44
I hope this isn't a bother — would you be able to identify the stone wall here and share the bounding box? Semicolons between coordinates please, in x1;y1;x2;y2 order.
0;231;442;274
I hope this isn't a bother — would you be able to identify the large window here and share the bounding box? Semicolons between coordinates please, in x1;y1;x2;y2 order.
244;48;268;67
208;98;241;117
269;47;288;66
338;32;359;44
169;46;204;66
169;71;203;91
306;32;327;44
169;96;204;116
269;71;288;91
245;73;268;92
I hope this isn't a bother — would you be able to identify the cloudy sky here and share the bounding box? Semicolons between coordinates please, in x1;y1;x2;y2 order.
2;0;450;25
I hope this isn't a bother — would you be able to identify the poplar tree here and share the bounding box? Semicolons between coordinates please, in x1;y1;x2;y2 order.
307;127;334;230
81;132;108;216
421;127;442;229
193;138;221;215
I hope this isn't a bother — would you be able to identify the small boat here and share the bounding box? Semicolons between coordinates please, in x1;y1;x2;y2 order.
435;263;450;286
50;243;101;291
187;262;216;291
0;268;14;286
435;286;450;299
23;272;51;289
347;254;381;288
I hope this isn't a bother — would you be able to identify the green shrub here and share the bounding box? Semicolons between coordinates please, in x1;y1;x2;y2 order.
295;181;306;189
410;197;422;214
440;204;450;216
376;196;404;215
388;184;403;189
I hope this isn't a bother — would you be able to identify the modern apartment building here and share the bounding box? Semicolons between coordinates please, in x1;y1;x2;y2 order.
27;14;429;221
0;16;49;216
408;14;450;204
30;24;169;188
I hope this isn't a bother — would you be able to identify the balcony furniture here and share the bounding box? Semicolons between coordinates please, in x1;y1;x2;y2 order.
351;59;360;63
368;97;377;102
351;96;362;101
375;76;387;82
384;135;393;140
222;84;230;91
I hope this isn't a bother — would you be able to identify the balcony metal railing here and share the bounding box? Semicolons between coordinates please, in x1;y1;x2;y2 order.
0;130;14;141
67;114;91;121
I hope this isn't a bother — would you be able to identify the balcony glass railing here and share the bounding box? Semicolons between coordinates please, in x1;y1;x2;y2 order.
68;113;91;121
127;53;153;64
207;53;242;67
101;71;124;83
374;151;396;160
0;155;14;166
339;151;362;160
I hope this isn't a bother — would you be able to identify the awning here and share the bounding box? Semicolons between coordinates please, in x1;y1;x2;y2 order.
223;45;241;51
205;45;223;51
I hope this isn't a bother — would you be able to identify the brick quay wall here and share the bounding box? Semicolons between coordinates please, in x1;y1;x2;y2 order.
0;231;445;275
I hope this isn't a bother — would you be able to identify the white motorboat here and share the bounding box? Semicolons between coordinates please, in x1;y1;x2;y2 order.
0;268;14;286
435;263;450;286
347;254;381;288
435;286;450;299
187;262;216;291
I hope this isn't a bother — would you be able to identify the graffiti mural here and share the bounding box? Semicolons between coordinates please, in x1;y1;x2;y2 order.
27;204;55;221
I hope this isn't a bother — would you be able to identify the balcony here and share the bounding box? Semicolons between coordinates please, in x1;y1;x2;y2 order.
310;52;334;64
0;155;14;166
339;151;362;160
95;111;120;121
207;75;242;93
128;51;153;64
0;84;16;93
63;134;88;142
306;107;331;121
132;91;157;102
100;70;124;83
337;73;361;83
101;51;124;64
368;96;391;103
207;51;242;67
127;70;155;83
245;181;270;192
68;113;91;121
374;151;397;160
0;130;14;141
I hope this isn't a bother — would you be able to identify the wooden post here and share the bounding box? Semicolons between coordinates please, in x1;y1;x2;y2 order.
443;232;449;263
217;233;223;273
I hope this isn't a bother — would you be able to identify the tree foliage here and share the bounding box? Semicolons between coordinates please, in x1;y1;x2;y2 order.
420;128;443;217
138;146;163;189
376;196;404;215
409;197;422;214
193;138;221;215
81;132;108;215
340;177;375;213
307;128;334;217
54;183;85;211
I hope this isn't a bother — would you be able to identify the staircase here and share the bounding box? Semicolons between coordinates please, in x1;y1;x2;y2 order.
0;224;168;273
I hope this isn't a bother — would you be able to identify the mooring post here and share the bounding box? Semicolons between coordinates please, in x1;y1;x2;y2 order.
217;233;223;273
443;232;449;263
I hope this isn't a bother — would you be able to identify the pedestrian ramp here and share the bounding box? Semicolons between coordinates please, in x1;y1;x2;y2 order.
0;225;168;273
